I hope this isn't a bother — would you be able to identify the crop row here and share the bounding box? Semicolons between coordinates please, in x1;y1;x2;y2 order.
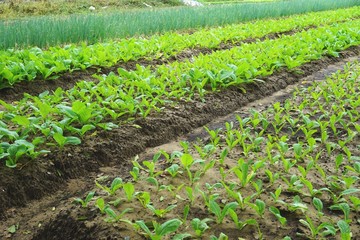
0;19;359;168
1;0;359;50
1;6;360;89
73;61;360;239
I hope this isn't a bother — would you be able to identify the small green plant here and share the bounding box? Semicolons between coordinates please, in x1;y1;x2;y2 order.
222;182;255;210
104;206;132;223
130;166;140;181
52;132;81;148
191;218;213;237
180;153;204;185
248;199;266;218
269;206;287;226
298;216;336;238
312;197;324;217
208;197;238;224
95;177;123;196
228;209;258;230
146;204;177;218
95;197;107;214
232;158;255;188
73;191;95;208
183;204;190;222
123;182;136;202
166;164;181;178
330;203;350;223
137;191;151;208
135;219;183;240
185;186;196;205
210;233;229;240
337;220;352;240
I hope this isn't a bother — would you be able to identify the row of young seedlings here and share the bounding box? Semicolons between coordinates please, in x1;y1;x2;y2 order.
1;6;360;88
74;62;360;239
1;19;360;168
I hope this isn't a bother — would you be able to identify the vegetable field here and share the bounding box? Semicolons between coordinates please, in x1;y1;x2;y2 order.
0;4;360;240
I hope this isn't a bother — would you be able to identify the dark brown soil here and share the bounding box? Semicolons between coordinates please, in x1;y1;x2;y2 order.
0;43;359;239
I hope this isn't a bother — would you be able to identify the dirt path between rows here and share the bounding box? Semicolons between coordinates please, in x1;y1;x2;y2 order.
0;47;359;239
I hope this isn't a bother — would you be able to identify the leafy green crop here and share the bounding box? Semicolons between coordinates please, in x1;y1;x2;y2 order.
1;6;360;88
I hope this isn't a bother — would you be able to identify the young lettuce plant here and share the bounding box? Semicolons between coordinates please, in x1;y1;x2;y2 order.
185;186;196;206
95;197;107;214
73;191;95;208
130;166;140;182
329;203;351;223
222;181;255;210
166;163;182;178
218;147;229;166
146;204;177;218
194;143;216;160
298;215;336;238
142;152;163;177
228;209;262;238
208;197;238;224
210;233;229;240
204;126;221;147
312;197;324;217
52;132;81;149
269;206;287;227
135;219;183;240
104;206;133;223
337;220;352;240
123;182;136;202
180;153;204;185
95;177;123;196
248;199;266;218
300;177;330;197
231;158;255;188
136;191;151;208
191;218;213;237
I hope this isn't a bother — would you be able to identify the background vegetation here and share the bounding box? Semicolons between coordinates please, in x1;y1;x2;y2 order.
0;0;182;19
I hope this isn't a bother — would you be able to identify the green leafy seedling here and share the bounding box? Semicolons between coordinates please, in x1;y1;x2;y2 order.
135;219;182;240
183;204;190;222
208;198;238;224
146;204;177;218
330;203;350;222
123;182;136;202
95;197;107;214
298;215;336;238
313;197;324;217
269;206;287;226
337;220;351;240
166;164;181;178
137;191;151;208
191;218;213;237
95;177;123;195
104;206;132;223
228;209;257;230
53;132;81;148
130;166;140;181
210;233;229;240
73;191;95;208
248;199;266;218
